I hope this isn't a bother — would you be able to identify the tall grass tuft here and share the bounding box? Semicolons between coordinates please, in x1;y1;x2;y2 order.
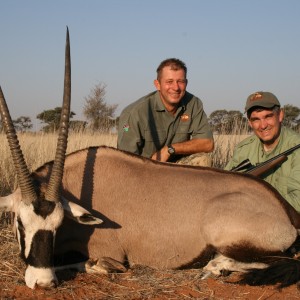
211;134;249;168
210;119;250;168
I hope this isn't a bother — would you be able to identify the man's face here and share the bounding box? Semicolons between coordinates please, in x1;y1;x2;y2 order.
248;108;284;146
154;67;187;109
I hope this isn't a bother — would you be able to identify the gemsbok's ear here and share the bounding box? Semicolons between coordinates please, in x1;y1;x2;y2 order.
0;188;21;212
0;195;13;212
60;196;103;225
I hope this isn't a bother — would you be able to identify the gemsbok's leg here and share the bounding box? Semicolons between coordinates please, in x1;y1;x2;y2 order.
200;192;297;276
202;253;267;277
54;257;127;274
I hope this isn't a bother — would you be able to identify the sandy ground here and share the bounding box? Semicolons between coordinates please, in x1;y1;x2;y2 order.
1;220;300;300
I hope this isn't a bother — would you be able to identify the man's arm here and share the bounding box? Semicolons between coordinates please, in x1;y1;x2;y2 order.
151;138;214;162
117;112;143;155
224;146;246;171
152;101;214;162
276;150;300;212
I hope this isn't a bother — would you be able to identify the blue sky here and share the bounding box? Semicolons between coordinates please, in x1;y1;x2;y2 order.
1;0;300;129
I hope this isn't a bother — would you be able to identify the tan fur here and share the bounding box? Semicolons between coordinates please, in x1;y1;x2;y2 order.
28;146;299;271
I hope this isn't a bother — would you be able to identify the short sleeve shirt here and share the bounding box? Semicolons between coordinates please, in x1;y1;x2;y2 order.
117;91;213;158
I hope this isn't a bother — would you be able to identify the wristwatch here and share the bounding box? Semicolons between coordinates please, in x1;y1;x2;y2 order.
167;144;176;156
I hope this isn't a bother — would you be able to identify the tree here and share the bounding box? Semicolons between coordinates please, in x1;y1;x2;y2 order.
209;110;228;133
13;116;33;132
283;104;300;130
83;82;118;132
37;107;75;132
69;120;87;132
208;110;249;134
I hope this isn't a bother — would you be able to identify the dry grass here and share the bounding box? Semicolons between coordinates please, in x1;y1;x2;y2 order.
211;134;249;168
2;220;297;299
0;216;25;280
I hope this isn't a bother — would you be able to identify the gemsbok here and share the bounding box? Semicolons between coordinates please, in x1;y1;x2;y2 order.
1;29;300;290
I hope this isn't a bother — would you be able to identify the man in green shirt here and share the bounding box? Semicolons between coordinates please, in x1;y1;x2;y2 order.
117;58;214;163
225;91;300;212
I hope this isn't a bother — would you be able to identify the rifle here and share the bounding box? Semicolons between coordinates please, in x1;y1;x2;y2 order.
230;143;300;177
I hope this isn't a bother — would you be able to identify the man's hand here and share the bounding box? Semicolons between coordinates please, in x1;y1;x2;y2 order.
151;138;214;162
151;146;170;162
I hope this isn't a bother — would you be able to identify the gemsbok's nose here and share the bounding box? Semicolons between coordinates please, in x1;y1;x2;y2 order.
37;278;58;288
25;265;58;289
34;270;58;289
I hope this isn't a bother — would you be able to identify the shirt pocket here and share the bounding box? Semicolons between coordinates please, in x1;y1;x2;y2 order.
144;129;167;150
172;125;192;143
276;175;288;198
276;175;300;211
285;176;299;195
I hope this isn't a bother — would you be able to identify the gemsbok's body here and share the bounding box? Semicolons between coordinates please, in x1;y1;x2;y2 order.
1;29;300;290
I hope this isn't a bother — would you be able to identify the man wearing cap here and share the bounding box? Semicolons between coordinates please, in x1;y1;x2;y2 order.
225;91;300;212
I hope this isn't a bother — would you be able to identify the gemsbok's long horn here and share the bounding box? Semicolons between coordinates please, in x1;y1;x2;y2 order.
45;27;71;203
0;87;38;205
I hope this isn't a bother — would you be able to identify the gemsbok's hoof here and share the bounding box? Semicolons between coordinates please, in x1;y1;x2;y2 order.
85;257;127;274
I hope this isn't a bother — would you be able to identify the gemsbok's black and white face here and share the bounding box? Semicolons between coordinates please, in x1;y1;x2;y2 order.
16;196;65;288
0;28;71;289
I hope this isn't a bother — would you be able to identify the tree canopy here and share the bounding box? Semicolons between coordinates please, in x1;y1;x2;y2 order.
69;120;87;132
208;110;249;134
13;116;33;132
283;104;300;130
83;82;118;132
36;107;75;132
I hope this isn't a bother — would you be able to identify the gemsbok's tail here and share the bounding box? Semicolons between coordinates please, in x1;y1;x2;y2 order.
239;257;300;288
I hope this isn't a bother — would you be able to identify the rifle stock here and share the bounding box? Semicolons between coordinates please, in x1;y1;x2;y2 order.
246;155;287;177
230;159;252;172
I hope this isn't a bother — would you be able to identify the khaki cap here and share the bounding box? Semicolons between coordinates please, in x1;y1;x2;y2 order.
245;91;280;112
